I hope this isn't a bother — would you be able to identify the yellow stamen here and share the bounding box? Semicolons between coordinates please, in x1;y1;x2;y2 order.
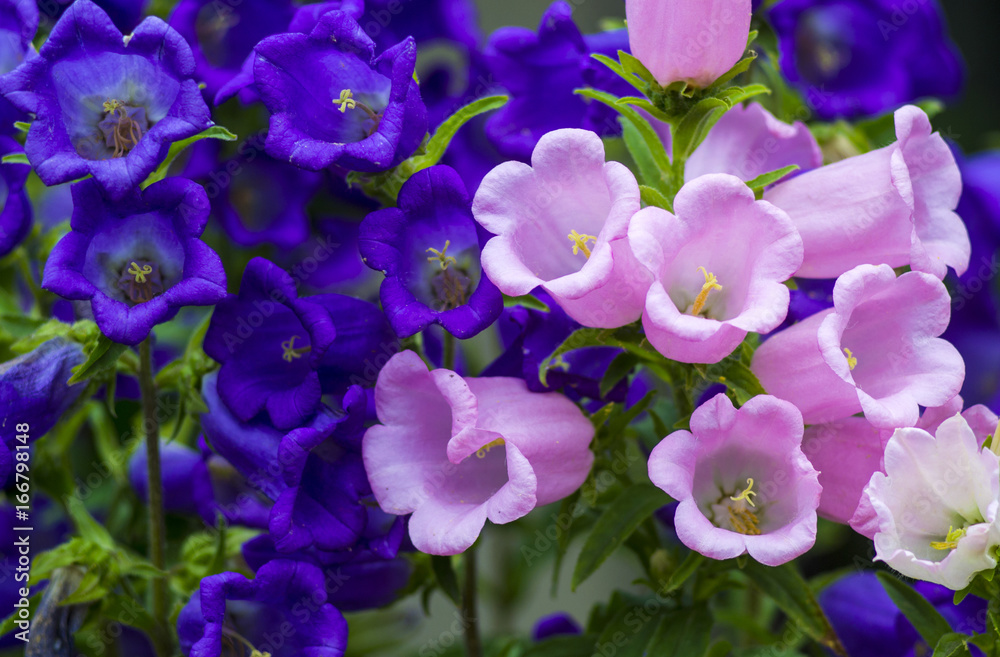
690;266;722;316
427;240;458;270
333;88;357;113
843;347;857;371
476;438;505;459
930;525;967;551
567;230;597;258
730;478;757;508
727;506;761;536
281;335;312;363
127;261;153;283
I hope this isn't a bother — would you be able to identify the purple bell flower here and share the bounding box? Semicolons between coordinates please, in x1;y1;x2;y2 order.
177;559;348;657
0;135;32;257
769;0;964;120
42;177;227;345
128;440;216;524
1;0;213;199
359;165;503;339
483;1;632;160
252;10;427;172
0;0;37;136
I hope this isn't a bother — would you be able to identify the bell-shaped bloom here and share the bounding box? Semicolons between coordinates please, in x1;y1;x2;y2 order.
184;139;323;249
473;129;651;328
168;0;296;100
0;0;37;137
765;105;969;280
853;414;1000;590
533;613;582;641
805;395;998;525
0;136;32;257
42;178;227;345
648;393;821;566
769;0;963;120
0;0;212;199
752;264;964;428
625;0;752;88
359;165;502;339
483;1;632;160
684;103;823;183
628;174;803;364
0;338;86;441
128;440;216;524
177;559;348;657
252;10;427;172
363;350;595;555
820;572;987;657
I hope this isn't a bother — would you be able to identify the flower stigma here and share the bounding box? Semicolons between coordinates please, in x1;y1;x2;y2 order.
476;438;505;459
281;335;312;363
567;230;597;258
690;266;722;316
843;347;857;371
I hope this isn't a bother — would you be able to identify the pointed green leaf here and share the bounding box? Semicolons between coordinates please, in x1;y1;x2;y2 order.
932;633;973;657
142;124;237;188
572;483;671;590
600;351;639;399
878;572;954;649
590;53;647;94
746;165;800;192
576;88;672;173
1;152;29;165
647;605;713;657
673;98;729;162
502;294;550;312
662;551;706;594
65;497;115;549
639;185;672;211
13;121;29;133
621;117;670;194
744;562;846;655
67;334;130;385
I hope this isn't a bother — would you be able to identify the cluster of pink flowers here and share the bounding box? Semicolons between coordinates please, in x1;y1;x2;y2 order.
359;0;998;595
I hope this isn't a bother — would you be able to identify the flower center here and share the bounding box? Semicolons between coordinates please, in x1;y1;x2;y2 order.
930;525;967;552
281;335;311;363
476;438;505;459
689;267;722;317
98;99;148;158
117;260;163;304
843;347;857;371
426;241;473;311
221;626;271;657
711;477;761;536
567;230;597;259
333;88;382;136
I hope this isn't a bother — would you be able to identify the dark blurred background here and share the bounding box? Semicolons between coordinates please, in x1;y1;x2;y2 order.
473;0;1000;155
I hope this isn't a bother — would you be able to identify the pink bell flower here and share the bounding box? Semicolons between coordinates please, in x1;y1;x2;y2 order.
362;350;595;556
752;264;964;428
473;129;652;328
625;0;752;88
628;173;802;364
765;105;970;279
648;393;821;566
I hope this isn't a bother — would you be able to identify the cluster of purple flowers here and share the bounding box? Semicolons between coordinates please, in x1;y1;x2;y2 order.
0;0;996;655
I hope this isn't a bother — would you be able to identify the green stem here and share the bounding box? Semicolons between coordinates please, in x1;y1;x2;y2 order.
462;547;482;657
443;332;457;371
12;248;46;316
139;339;172;657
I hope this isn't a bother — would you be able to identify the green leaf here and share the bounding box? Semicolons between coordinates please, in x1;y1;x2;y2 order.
709;49;759;91
141;124;237;188
431;555;461;607
616;96;673;123
744;562;846;655
572;483;670;590
672;98;730;163
662;551;706;594
716;83;771;107
647;605;713;657
65;497;115;550
932;633;973;657
745;165;800;192
576;88;671;174
589;53;647;95
600;352;639;399
878;572;954;649
59;565;110;606
617;50;655;86
1;152;28;164
639;185;672;211
595;599;663;657
0;591;41;635
521;635;597;657
13;121;29;133
67;334;130;385
502;293;550;312
621;117;670;194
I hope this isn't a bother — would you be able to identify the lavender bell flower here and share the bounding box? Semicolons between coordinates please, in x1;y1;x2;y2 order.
0;0;213;199
42;177;227;345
